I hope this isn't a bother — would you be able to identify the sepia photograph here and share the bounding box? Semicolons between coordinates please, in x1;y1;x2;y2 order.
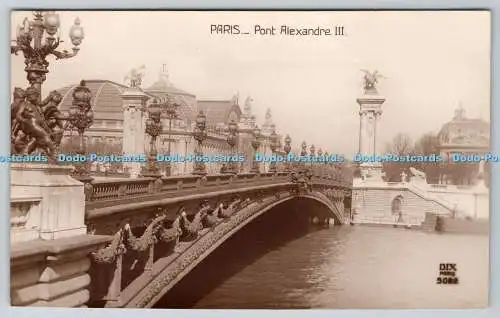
9;10;490;309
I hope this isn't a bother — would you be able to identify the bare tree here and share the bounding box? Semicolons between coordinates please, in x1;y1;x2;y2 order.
383;133;413;182
387;133;413;155
413;133;441;183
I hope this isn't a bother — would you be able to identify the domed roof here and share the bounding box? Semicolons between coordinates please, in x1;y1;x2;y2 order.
57;79;130;121
438;107;489;148
144;71;197;121
144;70;195;97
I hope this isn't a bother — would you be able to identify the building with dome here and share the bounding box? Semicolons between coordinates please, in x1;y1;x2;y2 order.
58;67;283;177
436;106;490;185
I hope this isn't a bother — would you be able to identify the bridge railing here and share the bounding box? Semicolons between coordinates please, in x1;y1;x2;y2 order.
86;171;351;209
87;172;290;203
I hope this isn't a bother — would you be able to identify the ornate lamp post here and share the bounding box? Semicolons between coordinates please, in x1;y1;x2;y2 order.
226;119;239;174
250;126;262;174
300;141;307;156
269;129;279;173
324;151;331;178
141;99;162;177
163;95;180;176
192;111;207;175
284;134;292;173
68;80;94;182
10;11;89;167
12;11;84;104
310;144;316;157
309;144;316;170
317;147;324;177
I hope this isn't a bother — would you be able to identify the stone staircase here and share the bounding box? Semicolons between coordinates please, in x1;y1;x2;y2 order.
421;212;438;232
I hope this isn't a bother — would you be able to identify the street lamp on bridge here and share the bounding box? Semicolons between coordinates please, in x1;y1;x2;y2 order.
226;119;239;174
250;125;262;174
283;134;292;173
141;99;163;177
10;11;94;183
162;95;180;176
192;110;207;176
12;11;84;104
300;141;307;156
269;128;279;173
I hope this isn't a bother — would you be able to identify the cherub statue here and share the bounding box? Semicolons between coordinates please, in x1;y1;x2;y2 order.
11;87;26;128
14;86;57;158
11;87;27;152
124;65;146;88
360;69;384;94
41;90;65;132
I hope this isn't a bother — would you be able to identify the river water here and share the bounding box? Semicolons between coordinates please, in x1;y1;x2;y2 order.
156;203;489;309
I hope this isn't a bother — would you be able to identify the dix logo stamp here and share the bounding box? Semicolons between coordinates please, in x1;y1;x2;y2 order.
436;263;459;285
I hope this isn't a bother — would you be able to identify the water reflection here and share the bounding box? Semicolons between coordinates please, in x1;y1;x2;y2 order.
154;202;489;309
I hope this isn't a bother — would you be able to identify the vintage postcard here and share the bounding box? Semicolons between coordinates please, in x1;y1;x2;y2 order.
9;10;490;309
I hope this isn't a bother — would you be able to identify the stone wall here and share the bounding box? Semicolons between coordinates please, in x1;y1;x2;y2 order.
440;217;489;235
11;235;109;307
352;185;452;225
427;186;489;219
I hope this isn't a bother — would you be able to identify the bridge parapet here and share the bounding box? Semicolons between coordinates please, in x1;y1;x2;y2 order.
10;164;351;308
85;182;348;308
88;172;287;204
86;170;351;210
81;168;351;308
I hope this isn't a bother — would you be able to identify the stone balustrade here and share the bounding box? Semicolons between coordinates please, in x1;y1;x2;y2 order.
86;169;351;207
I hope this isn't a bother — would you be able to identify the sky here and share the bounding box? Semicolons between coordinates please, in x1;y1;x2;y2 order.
10;11;491;158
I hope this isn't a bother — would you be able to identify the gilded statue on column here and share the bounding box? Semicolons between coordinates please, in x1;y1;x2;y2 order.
360;69;384;94
124;65;146;88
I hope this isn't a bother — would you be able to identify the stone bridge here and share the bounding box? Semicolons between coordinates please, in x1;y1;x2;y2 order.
11;167;352;308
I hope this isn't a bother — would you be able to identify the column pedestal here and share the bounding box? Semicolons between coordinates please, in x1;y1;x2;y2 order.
10;163;87;243
356;94;386;183
121;88;149;178
10;163;112;307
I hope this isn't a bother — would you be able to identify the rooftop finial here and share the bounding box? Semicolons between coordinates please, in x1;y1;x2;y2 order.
243;96;253;117
159;63;170;85
454;102;465;120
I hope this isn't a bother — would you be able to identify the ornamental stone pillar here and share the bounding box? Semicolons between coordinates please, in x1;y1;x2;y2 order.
355;70;386;183
121;88;149;178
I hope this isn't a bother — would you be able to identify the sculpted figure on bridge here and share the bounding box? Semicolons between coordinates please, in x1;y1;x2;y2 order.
41;90;65;133
124;65;146;88
291;169;313;193
217;196;242;219
156;214;182;247
12;86;59;160
90;229;126;265
360;69;384;94
200;201;221;228
123;214;167;253
179;206;204;240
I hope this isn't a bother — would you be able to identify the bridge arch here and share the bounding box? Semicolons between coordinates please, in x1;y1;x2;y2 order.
127;191;344;308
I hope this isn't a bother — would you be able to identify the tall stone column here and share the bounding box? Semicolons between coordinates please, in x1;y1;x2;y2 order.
356;75;386;182
121;88;149;178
